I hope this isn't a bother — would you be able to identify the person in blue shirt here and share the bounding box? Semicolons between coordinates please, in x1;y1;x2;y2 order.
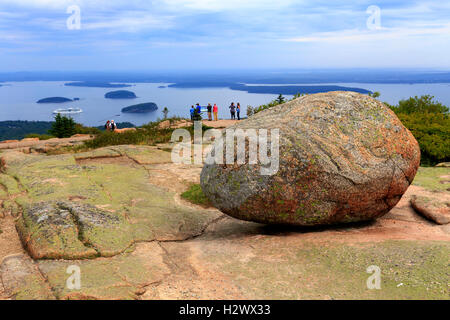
196;103;202;115
190;105;195;120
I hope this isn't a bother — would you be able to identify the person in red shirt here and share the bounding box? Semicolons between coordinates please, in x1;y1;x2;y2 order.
213;104;218;121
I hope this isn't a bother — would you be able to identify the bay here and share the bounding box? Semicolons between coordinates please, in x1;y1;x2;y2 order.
0;81;449;127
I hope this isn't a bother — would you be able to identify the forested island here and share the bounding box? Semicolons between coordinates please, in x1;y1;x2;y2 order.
65;82;132;88
122;102;158;113
105;90;137;99
169;82;371;95
36;97;72;103
229;84;371;95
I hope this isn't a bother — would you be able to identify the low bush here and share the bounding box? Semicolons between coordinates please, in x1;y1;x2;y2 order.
83;118;212;150
25;133;54;140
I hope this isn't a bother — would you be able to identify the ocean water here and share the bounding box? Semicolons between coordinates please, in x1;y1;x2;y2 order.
0;81;449;127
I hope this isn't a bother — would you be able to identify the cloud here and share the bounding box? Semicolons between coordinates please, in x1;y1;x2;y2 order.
161;0;295;11
284;23;450;43
0;0;449;70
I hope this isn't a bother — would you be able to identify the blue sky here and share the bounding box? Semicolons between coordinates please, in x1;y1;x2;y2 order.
0;0;449;71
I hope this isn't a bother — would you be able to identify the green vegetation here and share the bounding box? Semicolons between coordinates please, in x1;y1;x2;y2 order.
181;184;211;207
25;133;54;140
82;118;211;150
412;167;450;192
0;120;133;141
48;114;76;138
387;95;449;166
0;121;54;140
276;94;286;104
74;123;101;135
389;95;448;114
249;93;306;116
121;102;158;113
369;91;381;98
36;97;72;104
162;107;169;119
48;114;102;139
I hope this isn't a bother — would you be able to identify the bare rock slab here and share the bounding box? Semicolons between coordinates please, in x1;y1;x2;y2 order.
411;195;450;225
37;242;169;300
1;148;220;260
0;254;55;300
201;92;421;226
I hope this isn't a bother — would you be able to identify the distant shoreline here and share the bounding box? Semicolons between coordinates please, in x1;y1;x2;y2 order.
168;83;372;95
2;70;450;85
65;81;132;88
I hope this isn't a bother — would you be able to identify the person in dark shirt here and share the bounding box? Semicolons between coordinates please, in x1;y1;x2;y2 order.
229;102;236;120
207;104;213;121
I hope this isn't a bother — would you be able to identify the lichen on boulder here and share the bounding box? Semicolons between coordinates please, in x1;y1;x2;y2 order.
201;91;421;226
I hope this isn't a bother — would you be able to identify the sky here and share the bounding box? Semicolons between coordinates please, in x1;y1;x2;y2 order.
0;0;449;71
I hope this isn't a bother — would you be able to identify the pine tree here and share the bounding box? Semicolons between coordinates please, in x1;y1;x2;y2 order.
49;114;76;138
162;107;169;119
276;94;286;104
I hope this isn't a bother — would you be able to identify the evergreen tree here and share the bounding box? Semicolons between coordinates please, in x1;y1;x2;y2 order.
162;107;169;119
369;91;381;98
276;94;286;104
49;114;76;138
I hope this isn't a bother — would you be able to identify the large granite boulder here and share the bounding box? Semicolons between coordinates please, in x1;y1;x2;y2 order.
201;92;421;226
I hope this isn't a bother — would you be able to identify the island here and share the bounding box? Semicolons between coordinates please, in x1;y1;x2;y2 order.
121;102;158;113
37;97;73;104
105;90;137;99
168;82;372;95
65;81;132;88
158;86;167;89
229;84;372;95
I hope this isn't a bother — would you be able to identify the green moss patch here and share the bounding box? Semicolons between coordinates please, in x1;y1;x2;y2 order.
181;184;212;207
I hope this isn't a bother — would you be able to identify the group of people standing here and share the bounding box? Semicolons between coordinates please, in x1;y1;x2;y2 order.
228;102;241;120
190;103;219;121
189;102;242;121
104;120;117;131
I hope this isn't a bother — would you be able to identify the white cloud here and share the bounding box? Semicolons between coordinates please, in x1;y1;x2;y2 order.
161;0;295;11
284;23;450;43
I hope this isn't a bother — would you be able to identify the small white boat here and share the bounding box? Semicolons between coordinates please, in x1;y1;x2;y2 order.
53;107;83;114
